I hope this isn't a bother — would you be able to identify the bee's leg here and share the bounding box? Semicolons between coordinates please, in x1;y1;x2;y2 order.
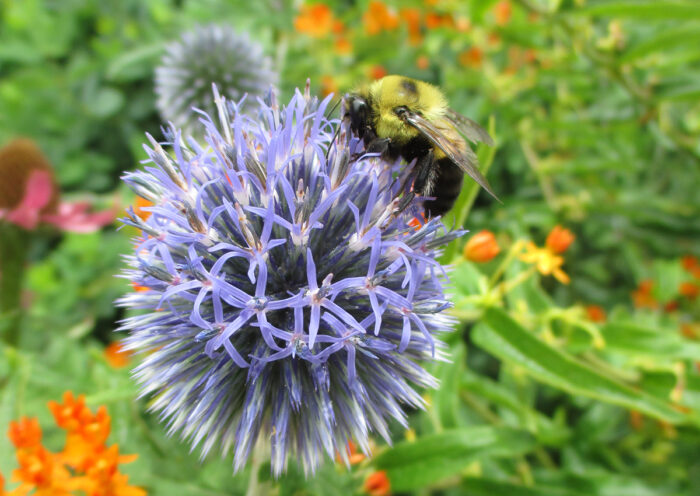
412;149;434;196
365;137;390;155
351;128;390;160
396;150;434;216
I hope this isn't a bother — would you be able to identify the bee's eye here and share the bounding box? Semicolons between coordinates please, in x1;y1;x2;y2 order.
394;106;408;118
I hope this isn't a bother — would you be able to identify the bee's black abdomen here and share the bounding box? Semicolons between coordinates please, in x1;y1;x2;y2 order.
424;158;464;217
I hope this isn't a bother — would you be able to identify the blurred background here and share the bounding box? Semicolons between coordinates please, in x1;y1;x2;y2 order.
0;0;699;495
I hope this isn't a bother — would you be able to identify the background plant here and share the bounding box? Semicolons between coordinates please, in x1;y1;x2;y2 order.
1;1;698;495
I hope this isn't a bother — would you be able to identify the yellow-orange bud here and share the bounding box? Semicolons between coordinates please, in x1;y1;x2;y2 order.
464;230;500;263
546;225;575;254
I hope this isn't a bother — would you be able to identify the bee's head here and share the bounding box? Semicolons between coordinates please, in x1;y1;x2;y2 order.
345;94;371;137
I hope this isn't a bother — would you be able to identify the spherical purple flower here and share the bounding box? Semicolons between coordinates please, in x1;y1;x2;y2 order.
155;24;276;135
119;83;462;476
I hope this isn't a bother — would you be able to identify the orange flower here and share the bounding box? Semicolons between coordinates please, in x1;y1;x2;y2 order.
408;212;427;231
679;282;699;300
455;16;471;32
332;20;345;35
632;280;657;309
294;4;335;38
11;446;76;496
320;75;338;98
520;242;570;284
364;1;399;35
104;342;132;369
364;470;391;496
681;255;699;277
8;417;42;453
337;439;365;466
524;48;537;64
459;46;483;68
334;37;352;55
369;65;388;80
131;281;150;293
664;300;679;313
133;196;153;221
425;12;442;29
586;305;606;323
400;8;422;45
416;55;430;70
48;392;91;434
77;445;145;496
493;0;512;26
463;230;500;263
545;225;575;254
681;323;697;339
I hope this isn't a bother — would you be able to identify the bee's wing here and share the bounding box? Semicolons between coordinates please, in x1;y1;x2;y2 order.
402;111;500;201
444;108;494;146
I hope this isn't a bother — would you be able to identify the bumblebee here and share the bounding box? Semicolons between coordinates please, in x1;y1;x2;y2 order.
345;75;497;217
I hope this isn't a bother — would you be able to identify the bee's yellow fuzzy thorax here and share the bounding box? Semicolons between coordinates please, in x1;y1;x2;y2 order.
366;75;448;143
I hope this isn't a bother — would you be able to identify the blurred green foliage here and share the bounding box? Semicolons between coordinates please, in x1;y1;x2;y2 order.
1;0;699;495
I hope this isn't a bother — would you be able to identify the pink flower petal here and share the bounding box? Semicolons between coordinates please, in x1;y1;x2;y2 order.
43;202;116;233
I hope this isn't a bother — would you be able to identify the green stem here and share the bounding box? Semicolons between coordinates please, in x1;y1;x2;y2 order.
0;223;29;347
488;240;525;289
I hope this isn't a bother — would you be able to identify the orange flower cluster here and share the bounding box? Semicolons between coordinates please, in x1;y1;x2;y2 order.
493;1;512;26
459;47;484;68
586;305;606;323
464;230;500;263
363;1;400;35
294;4;336;38
630;254;700;311
294;4;352;56
520;225;575;284
1;392;145;496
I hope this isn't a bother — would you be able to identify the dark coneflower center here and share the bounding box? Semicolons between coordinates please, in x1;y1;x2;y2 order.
0;138;60;213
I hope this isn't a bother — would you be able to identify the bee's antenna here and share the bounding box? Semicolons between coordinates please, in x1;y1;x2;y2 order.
324;96;345;163
324;96;342;121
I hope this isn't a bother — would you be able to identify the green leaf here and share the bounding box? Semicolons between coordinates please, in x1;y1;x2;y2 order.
462;371;571;445
86;87;125;119
602;321;700;361
576;2;700;20
374;426;535;492
462;477;591;496
106;43;165;82
473;307;694;425
431;341;466;430
620;26;700;62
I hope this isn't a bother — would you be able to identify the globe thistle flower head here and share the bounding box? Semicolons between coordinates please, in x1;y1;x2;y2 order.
155;24;276;135
119;83;462;476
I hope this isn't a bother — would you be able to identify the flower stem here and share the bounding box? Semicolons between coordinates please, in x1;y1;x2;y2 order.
245;437;267;496
0;223;28;347
488;240;524;289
